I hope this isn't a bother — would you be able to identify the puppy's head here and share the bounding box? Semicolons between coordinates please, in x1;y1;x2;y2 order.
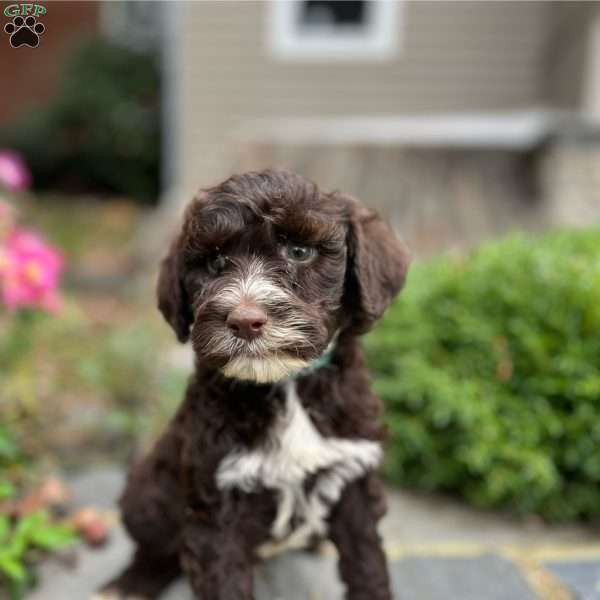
157;170;409;383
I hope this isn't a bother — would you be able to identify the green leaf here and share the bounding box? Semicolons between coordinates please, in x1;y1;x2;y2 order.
30;524;75;550
0;480;15;500
0;515;10;544
0;555;26;582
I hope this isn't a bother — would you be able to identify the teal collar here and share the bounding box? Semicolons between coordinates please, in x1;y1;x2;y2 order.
295;341;336;378
307;348;334;371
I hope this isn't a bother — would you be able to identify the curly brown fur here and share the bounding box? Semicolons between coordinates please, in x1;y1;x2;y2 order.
96;169;409;600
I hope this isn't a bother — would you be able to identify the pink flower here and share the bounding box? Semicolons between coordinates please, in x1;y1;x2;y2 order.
0;228;63;313
0;150;32;192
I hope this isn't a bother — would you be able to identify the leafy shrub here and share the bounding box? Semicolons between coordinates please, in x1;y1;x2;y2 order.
0;429;75;600
0;508;75;600
0;39;160;202
365;229;600;521
0;427;26;501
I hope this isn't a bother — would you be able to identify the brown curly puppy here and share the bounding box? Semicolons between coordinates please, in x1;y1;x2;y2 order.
95;169;409;600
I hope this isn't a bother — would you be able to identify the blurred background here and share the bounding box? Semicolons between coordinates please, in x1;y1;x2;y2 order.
2;1;600;599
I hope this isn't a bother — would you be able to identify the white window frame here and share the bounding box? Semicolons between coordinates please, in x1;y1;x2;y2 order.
269;0;401;62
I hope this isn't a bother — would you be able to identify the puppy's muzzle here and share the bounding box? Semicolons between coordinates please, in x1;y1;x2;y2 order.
226;301;267;341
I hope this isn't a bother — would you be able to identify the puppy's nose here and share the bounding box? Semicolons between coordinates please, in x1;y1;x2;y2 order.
226;303;267;340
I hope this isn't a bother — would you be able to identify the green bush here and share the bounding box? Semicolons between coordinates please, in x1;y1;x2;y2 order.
1;38;160;202
0;429;75;600
0;427;26;502
365;229;600;521
0;507;75;600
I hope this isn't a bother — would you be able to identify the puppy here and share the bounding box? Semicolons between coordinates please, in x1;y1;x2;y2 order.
96;169;409;600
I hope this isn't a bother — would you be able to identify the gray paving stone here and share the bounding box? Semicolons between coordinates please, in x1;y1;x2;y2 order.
390;555;540;600
25;468;554;599
68;467;126;510
545;561;600;600
29;532;543;600
29;533;343;600
161;551;345;600
28;527;134;600
156;555;547;600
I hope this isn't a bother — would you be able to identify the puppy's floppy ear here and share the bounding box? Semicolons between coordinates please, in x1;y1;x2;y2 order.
156;236;193;343
344;198;410;334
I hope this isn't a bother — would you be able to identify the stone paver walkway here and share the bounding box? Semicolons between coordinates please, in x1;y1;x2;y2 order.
27;468;600;600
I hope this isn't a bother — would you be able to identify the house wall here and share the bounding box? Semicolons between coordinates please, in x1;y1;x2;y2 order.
581;5;600;121
544;2;594;111
234;141;543;257
171;0;553;199
540;140;600;227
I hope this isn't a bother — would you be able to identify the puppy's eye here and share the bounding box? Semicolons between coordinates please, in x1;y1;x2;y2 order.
285;243;315;263
207;254;227;276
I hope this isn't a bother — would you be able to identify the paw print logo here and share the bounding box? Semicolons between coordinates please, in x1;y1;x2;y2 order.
4;16;45;48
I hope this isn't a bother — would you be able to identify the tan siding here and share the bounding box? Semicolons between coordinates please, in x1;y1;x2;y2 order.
175;0;553;195
544;2;594;109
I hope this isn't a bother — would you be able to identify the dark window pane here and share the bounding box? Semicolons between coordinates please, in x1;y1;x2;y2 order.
301;1;367;27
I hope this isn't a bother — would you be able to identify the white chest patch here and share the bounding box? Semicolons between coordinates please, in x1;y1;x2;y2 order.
216;381;382;557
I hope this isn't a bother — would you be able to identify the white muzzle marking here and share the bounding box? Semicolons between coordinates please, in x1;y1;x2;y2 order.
221;355;309;384
216;258;311;383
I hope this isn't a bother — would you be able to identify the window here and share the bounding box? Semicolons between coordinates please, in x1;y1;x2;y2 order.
269;0;400;62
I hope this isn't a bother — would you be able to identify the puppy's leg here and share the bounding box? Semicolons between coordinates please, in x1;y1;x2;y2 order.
328;474;391;600
180;512;255;600
95;429;185;599
92;549;180;600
